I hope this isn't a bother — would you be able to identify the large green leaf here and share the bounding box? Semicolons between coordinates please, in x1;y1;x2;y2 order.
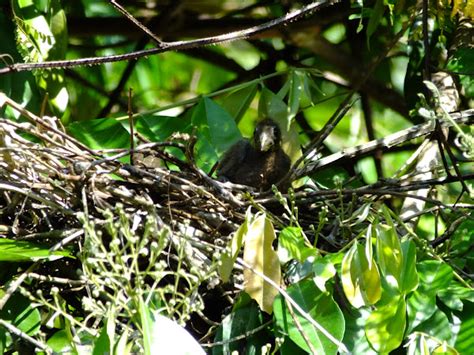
454;301;474;353
0;291;41;336
273;279;345;355
407;260;453;331
68;118;130;150
191;97;241;170
365;295;406;353
220;83;258;123
0;238;69;262
213;300;266;355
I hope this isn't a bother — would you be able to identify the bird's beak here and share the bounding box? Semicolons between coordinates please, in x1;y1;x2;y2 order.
258;127;275;152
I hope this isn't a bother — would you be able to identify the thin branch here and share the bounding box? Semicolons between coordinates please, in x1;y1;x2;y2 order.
0;0;341;75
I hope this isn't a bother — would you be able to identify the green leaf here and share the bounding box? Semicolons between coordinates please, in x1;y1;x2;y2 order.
287;70;302;120
454;301;474;353
135;114;189;142
399;239;419;294
191;98;241;170
279;227;318;263
407;260;453;331
447;48;474;98
341;241;381;308
342;307;378;355
407;288;437;332
0;291;41;336
0;238;69;261
365;295;406;353
220;83;258;123
46;330;75;354
213;301;266;355
312;257;336;293
273;279;345;355
219;210;250;282
13;0;69;115
243;213;281;314
412;307;452;343
375;223;402;288
366;0;385;48
68;118;130;150
438;282;474;311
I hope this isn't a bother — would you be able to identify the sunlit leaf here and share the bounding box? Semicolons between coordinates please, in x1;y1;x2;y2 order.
399;239;419;294
313;257;336;293
341;241;381;308
279;226;318;263
0;238;69;262
243;213;281;314
375;223;402;288
366;295;406;353
219;210;250;282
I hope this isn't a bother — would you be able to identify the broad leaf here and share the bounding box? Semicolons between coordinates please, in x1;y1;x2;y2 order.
341;240;381;308
213;301;266;355
243;213;281;314
366;295;406;353
279;226;317;263
399;239;419;294
375;223;402;288
0;238;69;262
273;279;345;355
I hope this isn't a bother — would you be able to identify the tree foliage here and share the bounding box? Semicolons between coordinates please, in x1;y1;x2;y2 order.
0;0;473;354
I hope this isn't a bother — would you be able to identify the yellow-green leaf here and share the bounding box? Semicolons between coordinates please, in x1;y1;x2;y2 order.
341;240;381;308
243;213;281;314
376;223;403;288
219;216;248;282
366;295;407;353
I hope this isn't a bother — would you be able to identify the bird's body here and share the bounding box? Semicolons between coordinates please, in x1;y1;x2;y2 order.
217;119;291;190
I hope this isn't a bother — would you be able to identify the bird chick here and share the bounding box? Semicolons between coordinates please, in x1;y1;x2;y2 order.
217;118;291;190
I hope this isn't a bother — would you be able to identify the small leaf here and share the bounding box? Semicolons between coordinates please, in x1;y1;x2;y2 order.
341;241;381;308
399;239;419;294
243;213;281;314
366;0;385;48
287;70;302;120
313;257;336;293
279;226;317;263
219;210;250;282
375;223;403;288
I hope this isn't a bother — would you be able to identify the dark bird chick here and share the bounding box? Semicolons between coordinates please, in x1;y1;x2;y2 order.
217;118;291;190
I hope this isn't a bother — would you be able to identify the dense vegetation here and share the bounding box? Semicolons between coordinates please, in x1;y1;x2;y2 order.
0;0;473;354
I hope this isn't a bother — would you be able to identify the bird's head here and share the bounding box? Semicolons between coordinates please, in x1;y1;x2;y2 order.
254;118;282;152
